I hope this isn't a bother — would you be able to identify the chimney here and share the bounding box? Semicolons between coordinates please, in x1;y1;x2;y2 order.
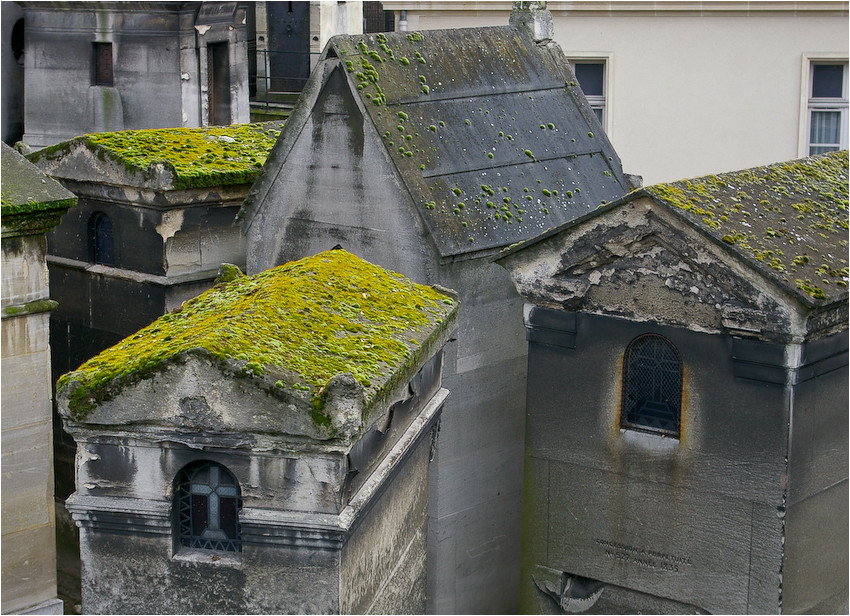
509;1;554;43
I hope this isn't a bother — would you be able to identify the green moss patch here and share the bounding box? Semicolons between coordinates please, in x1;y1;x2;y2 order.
645;150;849;301
31;123;283;190
58;249;456;420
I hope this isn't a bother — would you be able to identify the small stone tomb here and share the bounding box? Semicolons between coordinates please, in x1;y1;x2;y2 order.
56;248;458;614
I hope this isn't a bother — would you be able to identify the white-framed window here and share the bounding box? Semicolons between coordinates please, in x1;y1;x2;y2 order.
567;54;612;136
800;55;848;157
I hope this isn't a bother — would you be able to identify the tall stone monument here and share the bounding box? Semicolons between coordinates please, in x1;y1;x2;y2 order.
1;142;76;614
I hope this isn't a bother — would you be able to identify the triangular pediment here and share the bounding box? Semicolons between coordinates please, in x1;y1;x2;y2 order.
499;196;814;340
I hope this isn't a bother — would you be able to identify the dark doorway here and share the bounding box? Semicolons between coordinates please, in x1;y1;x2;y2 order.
267;1;310;92
208;42;230;125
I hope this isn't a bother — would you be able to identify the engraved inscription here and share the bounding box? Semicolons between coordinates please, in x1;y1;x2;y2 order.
596;538;692;573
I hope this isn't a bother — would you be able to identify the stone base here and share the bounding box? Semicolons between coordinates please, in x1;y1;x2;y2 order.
12;597;64;615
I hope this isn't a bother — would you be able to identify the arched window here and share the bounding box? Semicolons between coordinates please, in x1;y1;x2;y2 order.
176;461;242;552
621;334;682;438
11;19;24;65
89;213;114;265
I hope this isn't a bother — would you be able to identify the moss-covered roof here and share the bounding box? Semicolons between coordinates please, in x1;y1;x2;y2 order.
29;122;283;190
1;142;77;216
57;249;457;421
642;150;848;302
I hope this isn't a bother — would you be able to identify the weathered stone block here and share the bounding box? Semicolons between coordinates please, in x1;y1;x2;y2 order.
1;524;59;614
1;421;54;531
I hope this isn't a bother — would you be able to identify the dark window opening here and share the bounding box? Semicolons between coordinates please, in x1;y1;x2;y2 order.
812;64;844;99
364;2;394;33
574;62;603;97
177;461;242;552
90;213;114;265
621;334;682;438
572;61;605;125
93;42;113;86
11;18;24;64
208;42;230;125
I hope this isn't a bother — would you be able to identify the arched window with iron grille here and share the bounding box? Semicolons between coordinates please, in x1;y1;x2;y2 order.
621;334;682;438
175;461;242;552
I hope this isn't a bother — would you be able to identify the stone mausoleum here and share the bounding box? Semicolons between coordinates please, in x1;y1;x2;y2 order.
30;124;284;597
498;151;849;614
30;121;283;386
1;142;76;615
18;1;251;150
238;5;634;609
56;249;458;614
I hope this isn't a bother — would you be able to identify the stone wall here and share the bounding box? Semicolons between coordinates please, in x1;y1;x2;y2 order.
519;308;848;614
20;2;251;149
1;233;62;615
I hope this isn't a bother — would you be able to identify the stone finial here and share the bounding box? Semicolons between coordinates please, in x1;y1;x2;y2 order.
509;1;554;43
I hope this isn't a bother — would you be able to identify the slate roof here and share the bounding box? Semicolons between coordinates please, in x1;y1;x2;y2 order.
28;122;284;190
240;26;631;258
501;150;849;306
57;249;458;420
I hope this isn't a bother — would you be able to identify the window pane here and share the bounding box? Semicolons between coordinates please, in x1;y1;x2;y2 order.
191;493;209;537
574;62;604;97
810;144;840;155
812;64;844;98
592;107;603;124
810;110;841;145
177;461;242;552
94;42;113;86
621;335;681;436
220;497;239;539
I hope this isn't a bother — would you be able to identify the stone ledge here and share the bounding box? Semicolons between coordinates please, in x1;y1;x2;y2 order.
2;299;59;319
9;597;64;615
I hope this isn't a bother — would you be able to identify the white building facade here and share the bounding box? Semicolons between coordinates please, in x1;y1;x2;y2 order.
385;1;849;185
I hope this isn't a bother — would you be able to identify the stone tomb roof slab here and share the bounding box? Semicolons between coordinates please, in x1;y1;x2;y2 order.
29;122;284;191
56;249;458;443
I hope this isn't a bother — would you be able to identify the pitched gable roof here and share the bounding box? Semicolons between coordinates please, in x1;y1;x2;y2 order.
57;249;458;430
240;26;631;259
641;150;849;303
498;151;848;338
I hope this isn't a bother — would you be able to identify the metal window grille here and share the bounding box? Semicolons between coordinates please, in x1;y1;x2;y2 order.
177;462;242;552
621;334;682;437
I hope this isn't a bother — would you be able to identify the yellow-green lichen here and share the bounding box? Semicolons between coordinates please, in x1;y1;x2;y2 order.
57;250;457;420
31;123;282;190
646;150;849;301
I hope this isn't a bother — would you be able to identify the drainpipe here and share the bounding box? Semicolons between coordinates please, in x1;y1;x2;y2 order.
399;10;407;31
